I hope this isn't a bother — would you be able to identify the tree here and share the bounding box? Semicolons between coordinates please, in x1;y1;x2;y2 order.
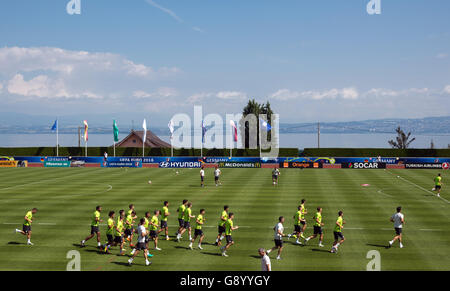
240;99;274;148
430;139;435;149
388;127;416;149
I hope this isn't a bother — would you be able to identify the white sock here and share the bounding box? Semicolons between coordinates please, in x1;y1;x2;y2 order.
27;239;31;243
220;235;224;241
319;241;322;245
97;242;101;247
81;240;85;244
215;238;219;243
15;229;20;233
336;243;340;248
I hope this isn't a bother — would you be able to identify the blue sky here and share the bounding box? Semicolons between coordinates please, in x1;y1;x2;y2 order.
0;0;449;126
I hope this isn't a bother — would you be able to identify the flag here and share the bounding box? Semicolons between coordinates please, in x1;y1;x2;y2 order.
201;120;207;144
51;119;58;131
142;119;147;143
230;120;238;142
83;120;88;142
259;118;272;131
113;120;119;142
168;119;174;139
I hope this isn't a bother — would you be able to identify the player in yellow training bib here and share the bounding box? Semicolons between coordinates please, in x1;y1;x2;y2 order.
81;205;103;248
15;208;38;245
189;209;206;250
331;211;346;253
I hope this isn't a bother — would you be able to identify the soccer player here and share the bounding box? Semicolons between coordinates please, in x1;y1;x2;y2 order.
189;209;206;250
124;210;136;247
103;211;115;254
267;216;286;260
127;204;135;217
15;208;38;245
177;202;195;241
130;211;154;257
81;206;103;248
113;210;126;255
200;166;205;187
215;205;229;246
149;210;162;251
259;248;271;271
299;199;307;236
272;167;280;185
175;199;188;237
432;173;443;197
128;218;151;266
389;206;405;248
304;207;324;247
288;205;303;244
331;211;346;253
214;166;221;186
158;201;170;240
220;212;239;257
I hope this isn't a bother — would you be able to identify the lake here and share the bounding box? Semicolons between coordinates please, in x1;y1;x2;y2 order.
0;133;449;149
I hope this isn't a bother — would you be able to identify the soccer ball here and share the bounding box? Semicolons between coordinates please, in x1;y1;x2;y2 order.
175;171;179;175
148;180;152;184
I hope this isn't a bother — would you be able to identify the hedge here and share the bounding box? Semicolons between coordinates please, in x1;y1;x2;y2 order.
302;148;450;157
0;147;299;157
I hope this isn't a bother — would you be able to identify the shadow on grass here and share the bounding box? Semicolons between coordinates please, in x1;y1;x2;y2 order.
112;262;132;267
311;248;331;253
249;255;260;259
366;243;389;249
201;252;222;257
7;241;22;245
174;246;190;250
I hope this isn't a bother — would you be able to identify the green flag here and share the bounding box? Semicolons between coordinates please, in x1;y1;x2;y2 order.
113;120;119;142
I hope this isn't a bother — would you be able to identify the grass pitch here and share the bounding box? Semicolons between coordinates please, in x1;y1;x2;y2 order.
0;167;449;271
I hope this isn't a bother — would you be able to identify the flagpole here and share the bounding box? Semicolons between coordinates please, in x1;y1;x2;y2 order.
85;140;88;157
56;120;59;156
171;136;173;157
259;123;262;158
114;141;116;157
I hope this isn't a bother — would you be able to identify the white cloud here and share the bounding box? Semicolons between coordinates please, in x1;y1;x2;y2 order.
133;87;178;99
0;46;180;100
188;91;247;103
444;85;450;94
216;91;247;100
270;87;359;101
0;46;179;79
364;87;429;98
7;73;102;99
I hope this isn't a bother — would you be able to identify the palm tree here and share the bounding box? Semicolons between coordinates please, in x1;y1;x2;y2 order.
388;127;416;149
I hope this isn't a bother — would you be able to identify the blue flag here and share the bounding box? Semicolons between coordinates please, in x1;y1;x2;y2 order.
51;119;58;131
259;118;271;131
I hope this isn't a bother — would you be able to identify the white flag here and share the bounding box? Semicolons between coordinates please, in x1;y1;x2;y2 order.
168;119;174;139
142;119;147;143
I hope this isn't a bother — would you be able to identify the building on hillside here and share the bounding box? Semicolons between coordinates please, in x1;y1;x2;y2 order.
116;130;170;148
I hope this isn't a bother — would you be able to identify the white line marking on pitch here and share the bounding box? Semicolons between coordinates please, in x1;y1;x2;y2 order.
386;171;450;204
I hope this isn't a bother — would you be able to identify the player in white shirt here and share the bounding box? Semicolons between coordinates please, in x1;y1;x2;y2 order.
258;248;271;271
200;166;205;187
214;166;221;186
128;218;151;266
272;167;280;185
389;206;405;248
266;216;286;260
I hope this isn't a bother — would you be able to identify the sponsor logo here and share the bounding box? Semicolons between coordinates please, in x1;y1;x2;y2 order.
405;163;443;169
0;160;18;167
218;162;261;168
348;162;384;169
44;161;71;167
159;161;202;168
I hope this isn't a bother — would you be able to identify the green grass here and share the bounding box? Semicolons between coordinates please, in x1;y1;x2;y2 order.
0;167;449;271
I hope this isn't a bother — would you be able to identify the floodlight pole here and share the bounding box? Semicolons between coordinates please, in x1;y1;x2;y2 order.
317;122;320;148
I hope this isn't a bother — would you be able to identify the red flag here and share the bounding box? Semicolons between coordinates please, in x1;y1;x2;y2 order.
230;120;238;142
